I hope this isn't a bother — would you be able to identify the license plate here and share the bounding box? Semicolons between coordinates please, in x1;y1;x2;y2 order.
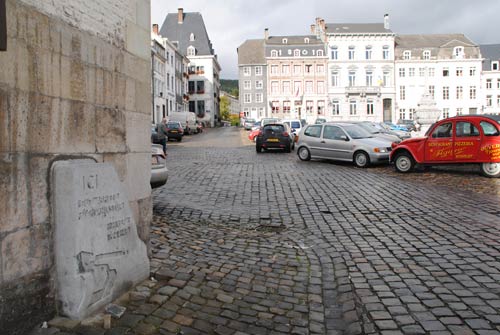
267;138;279;142
171;130;178;133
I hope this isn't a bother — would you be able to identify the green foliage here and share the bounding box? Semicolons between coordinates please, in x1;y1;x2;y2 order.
229;114;240;126
220;95;230;121
221;79;238;95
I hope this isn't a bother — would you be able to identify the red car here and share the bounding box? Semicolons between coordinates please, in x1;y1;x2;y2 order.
248;128;260;142
390;115;500;178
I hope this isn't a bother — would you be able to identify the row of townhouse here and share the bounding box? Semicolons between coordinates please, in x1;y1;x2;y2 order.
238;15;500;125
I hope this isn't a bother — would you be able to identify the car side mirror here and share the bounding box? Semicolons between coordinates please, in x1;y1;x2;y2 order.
341;135;349;141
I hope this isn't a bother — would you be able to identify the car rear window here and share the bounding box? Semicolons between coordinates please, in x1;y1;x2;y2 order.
167;122;179;127
480;121;500;136
263;125;284;133
290;121;301;129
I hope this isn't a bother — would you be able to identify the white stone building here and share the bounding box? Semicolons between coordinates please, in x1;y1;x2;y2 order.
480;44;500;115
395;34;482;120
152;25;167;123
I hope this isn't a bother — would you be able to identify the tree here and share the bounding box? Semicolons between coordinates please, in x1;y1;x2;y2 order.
220;95;230;121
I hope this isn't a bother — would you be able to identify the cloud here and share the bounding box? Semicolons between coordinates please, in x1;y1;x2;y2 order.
152;0;500;79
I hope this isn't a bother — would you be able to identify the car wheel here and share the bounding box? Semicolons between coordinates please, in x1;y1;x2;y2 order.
178;137;182;142
256;145;262;153
394;152;415;173
480;162;500;178
298;147;311;161
354;151;370;168
253;136;257;143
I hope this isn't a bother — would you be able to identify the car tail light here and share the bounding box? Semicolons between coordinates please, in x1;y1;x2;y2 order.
283;131;289;137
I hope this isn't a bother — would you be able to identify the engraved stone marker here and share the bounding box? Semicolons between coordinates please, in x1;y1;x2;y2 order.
52;160;149;319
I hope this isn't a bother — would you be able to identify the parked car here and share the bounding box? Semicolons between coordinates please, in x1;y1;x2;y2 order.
248;127;260;142
165;121;184;141
151;125;161;144
151;144;168;188
243;118;256;130
390;115;500;177
260;118;281;127
256;122;294;153
385;121;410;132
315;118;327;124
296;123;393;167
282;119;303;134
251;120;261;131
336;121;401;143
397;119;417;132
377;122;411;139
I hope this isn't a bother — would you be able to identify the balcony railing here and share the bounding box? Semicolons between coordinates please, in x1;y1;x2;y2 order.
345;86;381;96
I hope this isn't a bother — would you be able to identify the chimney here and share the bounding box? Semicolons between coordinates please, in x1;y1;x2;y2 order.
320;19;325;30
384;14;389;29
178;8;184;24
310;24;315;34
264;28;269;40
152;24;159;35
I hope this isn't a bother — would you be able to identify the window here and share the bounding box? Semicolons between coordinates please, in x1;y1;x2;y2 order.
403;50;411;60
270;65;279;75
493;62;499;71
367;99;374;115
259;107;264;117
271;50;278;57
305;81;313;93
294;49;300;57
283;101;291;113
196;80;204;93
305;64;313;74
399;68;405;77
317;81;325;94
331;100;340;115
443;68;449;77
317;100;325;115
243;93;251;103
399;109;405;120
498;79;500;89
348;71;356;86
399;86;406;100
255;80;263;89
187;46;196;56
293;65;301;74
366;71;373;86
243;67;251;76
383;71;390;86
306;100;314;113
486;79;492;89
456;67;463;76
323;126;347;140
255;66;263;76
498;95;500;107
453;46;464;58
382;45;389;60
348;46;355;60
469;67;476;76
431;122;452;138
455;122;479;137
470;86;476;99
487;95;492;107
409;108;415;120
331;71;339;87
423;50;431;60
456;86;463;99
271;101;280;113
480;121;500;136
331;46;338;60
282;81;290;94
304;125;322;138
189;33;195;41
271;81;279;94
409;68;415;77
419;68;425;77
428;85;435;99
349;100;357;115
282;64;290;74
443;86;449;100
442;108;449;119
255;93;263;103
317;50;324;57
365;46;372;60
196;100;205;117
243;80;251;90
428;68;435;77
316;64;324;73
294;81;301;96
282;38;288;44
188;81;195;94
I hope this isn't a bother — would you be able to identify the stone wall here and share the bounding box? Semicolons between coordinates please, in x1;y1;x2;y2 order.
0;0;151;333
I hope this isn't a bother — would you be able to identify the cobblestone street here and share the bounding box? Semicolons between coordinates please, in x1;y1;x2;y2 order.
34;127;500;335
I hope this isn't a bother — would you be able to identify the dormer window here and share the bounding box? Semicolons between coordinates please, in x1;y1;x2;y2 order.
189;33;195;42
423;50;431;60
403;50;411;60
454;46;464;59
317;49;324;57
271;50;278;57
282;38;288;44
492;61;499;71
304;37;310;44
187;46;195;56
294;49;300;57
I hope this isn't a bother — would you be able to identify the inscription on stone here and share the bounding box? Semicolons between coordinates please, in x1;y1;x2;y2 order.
52;160;149;320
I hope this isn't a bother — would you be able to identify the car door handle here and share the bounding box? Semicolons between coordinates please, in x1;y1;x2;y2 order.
321;140;325;143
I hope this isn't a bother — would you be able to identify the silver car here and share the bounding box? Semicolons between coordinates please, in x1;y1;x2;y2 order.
151;144;168;188
296;123;393;167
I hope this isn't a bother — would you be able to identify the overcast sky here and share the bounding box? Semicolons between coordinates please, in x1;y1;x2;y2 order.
151;0;500;79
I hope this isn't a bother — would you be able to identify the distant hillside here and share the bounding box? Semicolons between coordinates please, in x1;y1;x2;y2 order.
221;79;238;95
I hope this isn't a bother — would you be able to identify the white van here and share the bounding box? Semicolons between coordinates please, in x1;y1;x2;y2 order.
169;112;197;135
282;119;302;134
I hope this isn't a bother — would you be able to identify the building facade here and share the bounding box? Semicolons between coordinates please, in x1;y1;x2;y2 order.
152;26;167;124
237;38;267;119
395;34;482;120
160;8;221;127
480;44;500;115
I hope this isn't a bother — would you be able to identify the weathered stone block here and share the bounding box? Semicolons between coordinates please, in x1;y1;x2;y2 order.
96;107;126;153
52;160;149;319
29;156;52;226
125;112;150;152
125;152;151;201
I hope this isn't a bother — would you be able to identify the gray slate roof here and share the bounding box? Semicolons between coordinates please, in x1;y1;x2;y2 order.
326;23;392;34
480;44;500;71
266;35;323;45
160;12;214;56
238;39;265;65
395;34;476;48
